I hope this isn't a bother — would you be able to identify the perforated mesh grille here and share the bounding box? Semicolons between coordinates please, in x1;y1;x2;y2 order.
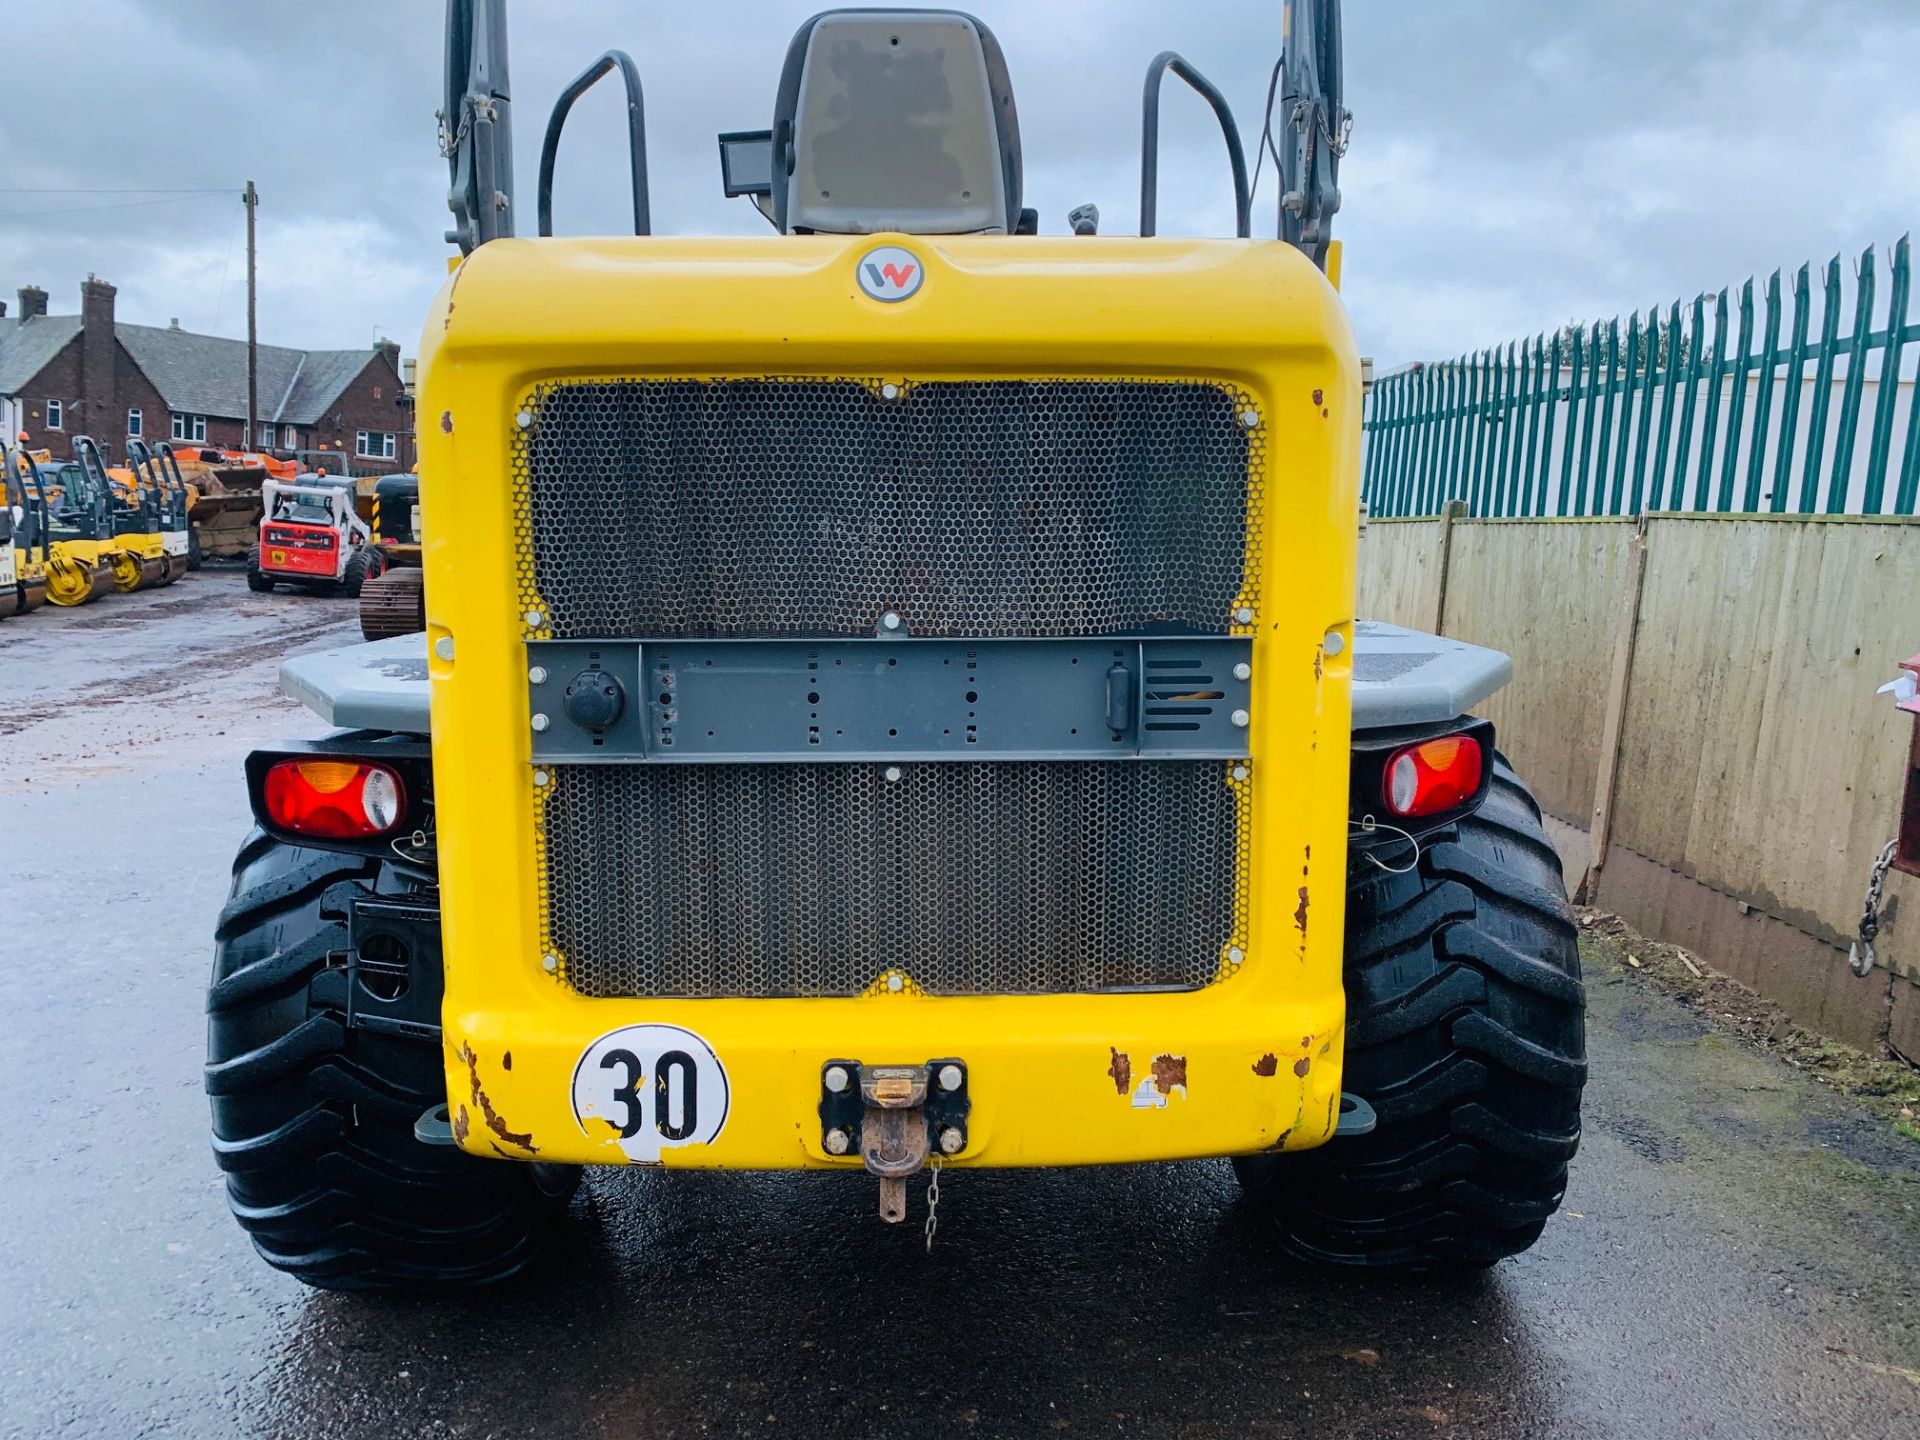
514;378;1258;639
541;761;1246;999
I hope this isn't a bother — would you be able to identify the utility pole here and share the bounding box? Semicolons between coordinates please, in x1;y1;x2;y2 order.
244;180;258;449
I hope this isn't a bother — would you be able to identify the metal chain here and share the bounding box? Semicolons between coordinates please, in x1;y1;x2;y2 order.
1849;838;1898;978
923;1155;943;1254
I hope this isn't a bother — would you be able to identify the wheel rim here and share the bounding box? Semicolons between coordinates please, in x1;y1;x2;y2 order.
109;551;144;592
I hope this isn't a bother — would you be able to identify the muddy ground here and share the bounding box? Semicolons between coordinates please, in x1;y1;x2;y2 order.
1;569;1917;1439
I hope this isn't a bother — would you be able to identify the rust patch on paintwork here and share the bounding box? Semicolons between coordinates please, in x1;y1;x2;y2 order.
1252;1053;1279;1077
502;1051;512;1071
1314;648;1323;681
1293;1056;1312;1078
439;409;454;434
1311;388;1324;406
1150;1054;1187;1094
1108;1047;1131;1096
1273;1127;1293;1150
1294;885;1310;939
458;1043;537;1153
453;1104;470;1144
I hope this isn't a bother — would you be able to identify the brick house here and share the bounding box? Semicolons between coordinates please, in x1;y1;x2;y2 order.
0;277;413;472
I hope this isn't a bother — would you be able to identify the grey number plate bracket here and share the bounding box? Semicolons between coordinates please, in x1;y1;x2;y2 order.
527;636;1252;763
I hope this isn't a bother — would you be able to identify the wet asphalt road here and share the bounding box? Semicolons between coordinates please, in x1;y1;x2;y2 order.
3;569;1919;1439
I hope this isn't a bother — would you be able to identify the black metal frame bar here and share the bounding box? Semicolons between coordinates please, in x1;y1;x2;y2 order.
1140;51;1252;239
537;49;651;238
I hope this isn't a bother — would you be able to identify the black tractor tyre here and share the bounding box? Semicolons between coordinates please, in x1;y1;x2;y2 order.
245;554;274;593
339;546;382;599
206;829;580;1290
1235;753;1585;1271
187;526;205;570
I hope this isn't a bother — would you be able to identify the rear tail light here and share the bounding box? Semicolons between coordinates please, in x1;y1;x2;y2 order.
263;759;406;839
1383;735;1485;819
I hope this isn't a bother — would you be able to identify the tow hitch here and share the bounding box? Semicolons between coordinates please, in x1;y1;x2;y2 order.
819;1059;970;1222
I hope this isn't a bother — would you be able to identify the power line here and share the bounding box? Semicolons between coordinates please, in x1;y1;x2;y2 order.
0;195;235;219
0;186;232;195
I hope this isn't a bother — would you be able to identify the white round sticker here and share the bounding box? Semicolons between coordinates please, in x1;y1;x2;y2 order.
856;244;924;303
571;1023;730;1162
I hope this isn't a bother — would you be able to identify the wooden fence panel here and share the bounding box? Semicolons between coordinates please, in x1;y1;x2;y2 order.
1353;518;1444;630
1430;520;1638;827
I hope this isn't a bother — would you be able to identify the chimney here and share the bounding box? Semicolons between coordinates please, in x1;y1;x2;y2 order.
0;300;8;320
373;338;402;366
169;317;181;331
81;275;118;444
18;285;47;319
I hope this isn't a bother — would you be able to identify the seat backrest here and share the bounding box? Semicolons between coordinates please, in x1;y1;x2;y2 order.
772;9;1021;235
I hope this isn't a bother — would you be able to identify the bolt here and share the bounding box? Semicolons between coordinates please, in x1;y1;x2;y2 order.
1227;945;1246;964
1231;709;1250;728
516;410;533;429
1239;408;1260;429
541;953;558;973
886;973;905;993
434;636;456;662
1323;630;1346;655
1233;661;1251;681
883;765;903;783
531;713;550;732
880;610;902;631
823;1064;851;1093
824;1127;851;1155
528;665;548;684
1231;763;1250;781
1234;606;1254;624
939;1126;964;1155
880;382;901;401
533;769;550;787
938;1063;964;1092
524;609;544;628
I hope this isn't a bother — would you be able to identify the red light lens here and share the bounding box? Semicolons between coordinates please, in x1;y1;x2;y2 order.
263;760;406;839
1382;736;1484;818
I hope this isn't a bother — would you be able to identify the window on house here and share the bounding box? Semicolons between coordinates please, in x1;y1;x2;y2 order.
45;399;62;430
171;413;207;442
283;424;297;449
127;409;143;438
259;421;277;447
356;431;397;460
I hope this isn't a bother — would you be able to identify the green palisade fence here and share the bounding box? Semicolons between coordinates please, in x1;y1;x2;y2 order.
1363;236;1920;517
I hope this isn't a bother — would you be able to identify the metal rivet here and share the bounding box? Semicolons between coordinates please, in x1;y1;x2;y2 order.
541;953;558;973
528;665;548;684
880;382;901;401
1324;630;1346;655
1232;661;1251;681
1239;408;1259;429
880;610;902;631
886;973;905;992
1231;763;1250;781
939;1126;964;1155
1234;606;1254;624
1227;945;1246;964
533;770;550;787
823;1065;851;1093
434;636;455;662
531;713;550;732
938;1064;964;1093
516;410;533;429
524;609;544;628
824;1127;851;1155
883;765;903;783
1231;709;1250;728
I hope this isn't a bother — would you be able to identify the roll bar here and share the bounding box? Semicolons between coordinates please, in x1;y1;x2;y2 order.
536;49;651;238
1139;52;1251;239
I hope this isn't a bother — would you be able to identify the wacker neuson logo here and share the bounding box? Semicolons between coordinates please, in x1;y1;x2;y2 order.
857;244;923;302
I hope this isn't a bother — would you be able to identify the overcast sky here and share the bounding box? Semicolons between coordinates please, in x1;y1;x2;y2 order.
0;0;1914;367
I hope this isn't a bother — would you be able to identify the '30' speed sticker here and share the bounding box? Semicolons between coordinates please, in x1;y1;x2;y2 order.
571;1024;731;1163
